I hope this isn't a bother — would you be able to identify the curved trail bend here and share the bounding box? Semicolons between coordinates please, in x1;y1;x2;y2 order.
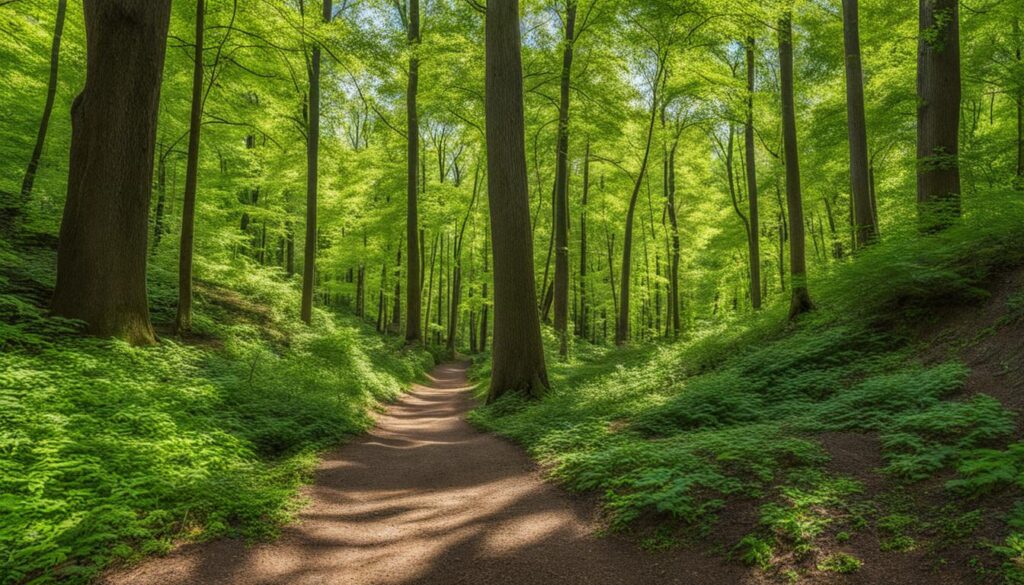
104;362;744;585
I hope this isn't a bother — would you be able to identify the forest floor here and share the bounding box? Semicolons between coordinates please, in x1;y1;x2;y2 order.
101;361;753;585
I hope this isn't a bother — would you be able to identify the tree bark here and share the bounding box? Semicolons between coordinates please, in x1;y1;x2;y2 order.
301;0;331;324
917;0;961;230
553;0;577;358
51;0;172;345
175;0;206;333
405;0;423;343
779;15;813;318
484;0;549;402
744;39;762;309
842;0;879;247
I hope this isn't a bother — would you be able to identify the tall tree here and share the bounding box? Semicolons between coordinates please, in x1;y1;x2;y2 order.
176;0;207;334
301;0;332;324
842;0;878;247
552;0;578;358
917;0;961;231
778;15;812;318
743;38;762;309
1014;17;1023;187
617;52;665;345
577;141;590;338
484;0;549;402
51;0;173;345
18;0;67;213
405;0;423;343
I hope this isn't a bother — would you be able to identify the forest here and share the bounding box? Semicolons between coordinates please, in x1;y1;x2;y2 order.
1;0;1024;583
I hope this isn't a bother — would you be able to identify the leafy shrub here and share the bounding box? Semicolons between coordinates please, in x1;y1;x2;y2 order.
817;552;862;574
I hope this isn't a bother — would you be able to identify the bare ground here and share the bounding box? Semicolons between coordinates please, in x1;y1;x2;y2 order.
102;362;751;585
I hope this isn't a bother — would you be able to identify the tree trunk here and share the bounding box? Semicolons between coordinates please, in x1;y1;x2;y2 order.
617;55;664;345
175;0;206;333
480;227;490;352
666;143;681;335
405;0;423;343
578;141;589;338
152;154;168;253
18;0;68;212
51;0;172;345
447;264;461;353
842;0;879;247
779;15;813;318
917;0;961;230
553;0;577;358
744;39;762;310
302;0;331;324
1014;18;1023;187
392;244;402;334
424;232;438;336
484;0;549;402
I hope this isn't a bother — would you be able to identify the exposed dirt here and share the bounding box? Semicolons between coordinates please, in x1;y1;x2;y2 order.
919;266;1024;413
101;362;750;585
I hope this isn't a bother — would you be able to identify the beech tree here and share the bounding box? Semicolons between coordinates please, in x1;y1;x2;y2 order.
917;0;961;231
841;0;878;248
484;0;549;402
552;0;578;358
18;0;66;213
175;0;207;333
50;0;173;345
404;0;422;344
778;14;812;318
743;38;762;309
301;0;332;324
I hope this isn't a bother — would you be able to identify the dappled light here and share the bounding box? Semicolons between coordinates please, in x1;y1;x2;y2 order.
103;363;750;585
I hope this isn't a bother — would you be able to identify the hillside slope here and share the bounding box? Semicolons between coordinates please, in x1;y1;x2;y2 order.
472;204;1024;584
0;241;432;584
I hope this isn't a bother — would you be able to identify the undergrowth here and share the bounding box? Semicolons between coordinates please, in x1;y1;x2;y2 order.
471;192;1024;577
0;245;432;584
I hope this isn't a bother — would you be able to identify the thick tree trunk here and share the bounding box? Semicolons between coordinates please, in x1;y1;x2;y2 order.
779;16;813;318
744;39;762;309
175;0;206;333
51;0;172;345
553;0;577;358
917;0;961;230
617;56;663;345
18;0;68;211
842;0;879;247
484;0;549;402
405;0;423;343
302;0;331;324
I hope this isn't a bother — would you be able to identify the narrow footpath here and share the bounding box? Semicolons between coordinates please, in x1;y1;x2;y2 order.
103;362;746;585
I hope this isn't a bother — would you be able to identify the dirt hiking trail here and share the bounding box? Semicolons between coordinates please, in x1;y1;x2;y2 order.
103;361;757;585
